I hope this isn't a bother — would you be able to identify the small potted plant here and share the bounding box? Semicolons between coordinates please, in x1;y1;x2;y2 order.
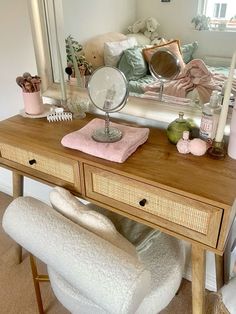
65;35;93;87
191;15;211;30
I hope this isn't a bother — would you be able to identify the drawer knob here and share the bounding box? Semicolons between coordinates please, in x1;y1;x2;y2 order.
139;199;147;207
29;159;36;165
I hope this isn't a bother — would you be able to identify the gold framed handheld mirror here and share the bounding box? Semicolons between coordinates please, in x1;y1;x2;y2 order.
27;0;206;127
149;49;181;101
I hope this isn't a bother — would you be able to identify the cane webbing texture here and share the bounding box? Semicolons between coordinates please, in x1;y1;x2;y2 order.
0;144;74;183
92;173;209;234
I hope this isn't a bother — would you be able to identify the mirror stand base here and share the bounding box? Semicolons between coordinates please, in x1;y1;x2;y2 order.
92;127;122;143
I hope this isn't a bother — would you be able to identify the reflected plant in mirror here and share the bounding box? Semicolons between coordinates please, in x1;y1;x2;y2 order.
65;35;93;87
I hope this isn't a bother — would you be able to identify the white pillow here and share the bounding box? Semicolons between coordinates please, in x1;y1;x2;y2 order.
126;33;151;45
104;37;137;67
49;187;137;257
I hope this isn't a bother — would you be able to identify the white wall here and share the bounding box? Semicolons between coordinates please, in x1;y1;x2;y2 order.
0;0;52;202
62;0;136;43
136;0;236;59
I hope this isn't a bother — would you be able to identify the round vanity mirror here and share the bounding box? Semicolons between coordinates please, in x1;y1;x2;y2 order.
88;66;128;143
149;48;181;101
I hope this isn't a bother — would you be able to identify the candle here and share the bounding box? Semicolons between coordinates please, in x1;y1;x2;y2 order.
52;0;67;102
215;51;236;142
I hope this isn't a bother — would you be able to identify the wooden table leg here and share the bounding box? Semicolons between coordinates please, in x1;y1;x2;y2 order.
13;172;23;199
192;244;206;314
215;254;224;290
12;172;24;263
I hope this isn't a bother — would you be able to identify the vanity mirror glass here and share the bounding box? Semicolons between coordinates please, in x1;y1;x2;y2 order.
27;0;233;127
88;66;128;142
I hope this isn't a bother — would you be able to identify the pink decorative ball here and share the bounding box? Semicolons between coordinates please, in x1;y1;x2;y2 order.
189;138;208;156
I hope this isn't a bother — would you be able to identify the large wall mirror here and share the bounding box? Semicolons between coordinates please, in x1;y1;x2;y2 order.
27;0;234;126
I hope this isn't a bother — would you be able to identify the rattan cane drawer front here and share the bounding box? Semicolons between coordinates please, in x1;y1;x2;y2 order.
0;143;79;186
84;165;222;247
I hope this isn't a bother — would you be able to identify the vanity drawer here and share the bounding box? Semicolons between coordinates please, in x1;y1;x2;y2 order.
0;143;80;187
84;165;223;248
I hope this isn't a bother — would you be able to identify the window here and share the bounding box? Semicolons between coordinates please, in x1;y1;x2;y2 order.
200;0;236;30
213;3;227;18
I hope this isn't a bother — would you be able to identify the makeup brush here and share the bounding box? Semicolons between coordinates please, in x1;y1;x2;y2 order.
33;76;41;92
24;80;34;93
23;72;32;80
16;76;27;92
30;77;39;92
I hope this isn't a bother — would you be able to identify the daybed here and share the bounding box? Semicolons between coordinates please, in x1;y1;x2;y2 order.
81;32;235;105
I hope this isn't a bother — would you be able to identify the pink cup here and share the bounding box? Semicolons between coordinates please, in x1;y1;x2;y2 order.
22;91;44;115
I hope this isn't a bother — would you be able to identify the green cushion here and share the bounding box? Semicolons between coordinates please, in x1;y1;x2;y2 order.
118;46;148;81
181;41;198;63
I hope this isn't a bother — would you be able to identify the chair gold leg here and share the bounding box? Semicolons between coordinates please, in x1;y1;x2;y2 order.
30;254;45;314
12;172;24;263
16;244;23;264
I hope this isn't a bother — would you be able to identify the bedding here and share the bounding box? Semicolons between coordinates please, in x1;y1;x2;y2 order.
143;59;236;104
128;75;156;94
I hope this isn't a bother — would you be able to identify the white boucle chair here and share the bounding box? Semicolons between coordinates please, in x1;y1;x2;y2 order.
2;196;184;314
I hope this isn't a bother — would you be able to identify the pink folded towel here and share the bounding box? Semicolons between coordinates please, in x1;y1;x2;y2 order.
61;118;149;163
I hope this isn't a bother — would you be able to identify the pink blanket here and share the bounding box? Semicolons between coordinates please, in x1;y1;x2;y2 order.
61;118;149;163
144;59;236;104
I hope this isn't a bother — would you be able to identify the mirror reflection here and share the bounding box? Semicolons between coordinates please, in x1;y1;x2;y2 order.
47;0;235;109
149;49;181;101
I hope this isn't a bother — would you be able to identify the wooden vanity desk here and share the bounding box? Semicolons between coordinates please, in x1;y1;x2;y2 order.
0;114;236;314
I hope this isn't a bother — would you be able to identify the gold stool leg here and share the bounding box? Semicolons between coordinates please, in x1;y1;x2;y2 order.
30;254;49;314
13;172;24;263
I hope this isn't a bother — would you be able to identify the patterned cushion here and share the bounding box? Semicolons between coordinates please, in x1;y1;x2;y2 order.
118;46;148;81
142;39;185;72
181;41;198;63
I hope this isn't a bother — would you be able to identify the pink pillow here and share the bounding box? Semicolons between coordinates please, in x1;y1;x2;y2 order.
142;40;185;73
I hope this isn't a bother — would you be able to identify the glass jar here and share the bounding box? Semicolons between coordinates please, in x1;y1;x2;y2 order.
166;112;191;144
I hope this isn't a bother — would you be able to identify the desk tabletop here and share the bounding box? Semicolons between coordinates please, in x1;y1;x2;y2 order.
0;114;235;209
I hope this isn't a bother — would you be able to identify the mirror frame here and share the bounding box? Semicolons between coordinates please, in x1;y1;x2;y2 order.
27;0;204;126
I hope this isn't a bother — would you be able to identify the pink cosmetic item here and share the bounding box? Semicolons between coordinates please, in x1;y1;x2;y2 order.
176;131;190;154
22;91;44;115
189;138;208;156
